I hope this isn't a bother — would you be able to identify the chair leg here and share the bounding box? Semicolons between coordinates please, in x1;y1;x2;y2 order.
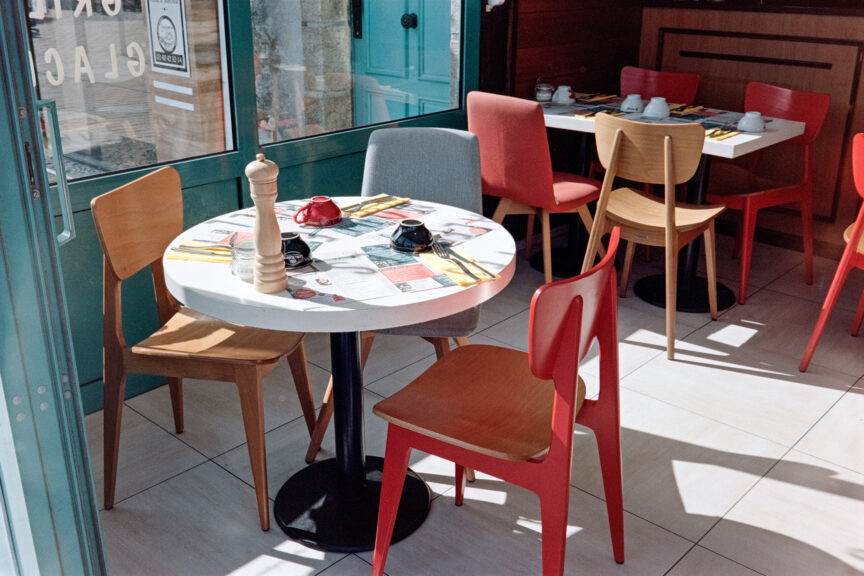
801;194;815;285
852;289;864;336
103;366;127;510
454;463;468;506
305;332;376;463
286;341;316;436
704;224;719;320
738;203;758;305
451;337;476;483
592;415;625;563
800;246;857;372
167;377;183;434
619;240;636;298
665;244;678;360
235;366;269;531
372;427;412;576
576;205;605;260
427;337;450;359
525;215;535;259
491;197;511;224
539;480;570;576
541;209;553;284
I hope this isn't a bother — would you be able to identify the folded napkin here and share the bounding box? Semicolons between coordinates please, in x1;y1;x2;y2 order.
418;248;500;286
341;194;410;218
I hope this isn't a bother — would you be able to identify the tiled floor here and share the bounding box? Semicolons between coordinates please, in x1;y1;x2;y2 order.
88;233;864;575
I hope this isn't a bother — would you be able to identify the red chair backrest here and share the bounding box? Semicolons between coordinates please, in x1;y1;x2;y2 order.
745;82;830;146
620;66;701;105
854;133;864;201
529;229;620;380
466;91;555;207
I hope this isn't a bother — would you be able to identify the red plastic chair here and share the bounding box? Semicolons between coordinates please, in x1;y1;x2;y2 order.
800;133;864;372
706;81;830;304
371;229;624;576
619;66;701;104
467;91;602;284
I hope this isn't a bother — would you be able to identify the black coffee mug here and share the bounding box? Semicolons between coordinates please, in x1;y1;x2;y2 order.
281;232;311;268
390;219;433;252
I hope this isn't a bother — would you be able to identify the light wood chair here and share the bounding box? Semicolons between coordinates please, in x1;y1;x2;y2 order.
706;81;830;304
467;91;602;284
583;114;725;359
304;128;481;468
91;166;317;531
372;229;625;576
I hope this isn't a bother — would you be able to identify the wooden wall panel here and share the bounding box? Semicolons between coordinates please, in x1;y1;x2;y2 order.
641;8;864;253
512;0;642;99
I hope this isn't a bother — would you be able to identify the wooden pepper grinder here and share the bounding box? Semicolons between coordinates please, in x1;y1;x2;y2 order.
245;153;287;293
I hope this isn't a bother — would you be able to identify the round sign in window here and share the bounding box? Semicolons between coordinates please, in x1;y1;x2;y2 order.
156;16;177;54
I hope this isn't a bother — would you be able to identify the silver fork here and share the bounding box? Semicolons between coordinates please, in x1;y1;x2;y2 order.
431;241;479;281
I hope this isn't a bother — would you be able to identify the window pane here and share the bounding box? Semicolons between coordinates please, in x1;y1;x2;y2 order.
27;0;233;180
251;0;462;144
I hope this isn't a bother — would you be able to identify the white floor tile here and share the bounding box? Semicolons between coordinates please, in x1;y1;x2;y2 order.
701;450;864;576
102;462;346;576
667;546;761;576
86;407;206;507
569;388;787;541
794;379;864;476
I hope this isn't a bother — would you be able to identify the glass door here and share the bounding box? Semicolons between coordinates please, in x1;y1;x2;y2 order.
0;2;104;574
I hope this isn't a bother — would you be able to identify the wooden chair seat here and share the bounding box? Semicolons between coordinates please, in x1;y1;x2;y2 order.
375;345;586;461
134;307;304;363
606;188;725;237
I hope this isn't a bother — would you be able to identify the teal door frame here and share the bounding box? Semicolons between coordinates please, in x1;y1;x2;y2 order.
0;1;105;574
42;0;480;413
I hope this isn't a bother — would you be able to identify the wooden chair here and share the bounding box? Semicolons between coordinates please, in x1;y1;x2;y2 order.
800;133;864;372
706;81;830;304
91;166;317;531
467;90;602;284
584;114;724;360
304;128;483;465
619;66;701;105
372;228;625;576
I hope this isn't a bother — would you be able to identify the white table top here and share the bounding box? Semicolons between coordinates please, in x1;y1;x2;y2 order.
164;198;516;333
542;101;805;159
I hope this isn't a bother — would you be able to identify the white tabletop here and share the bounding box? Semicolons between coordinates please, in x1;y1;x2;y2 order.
542;101;805;159
164;198;516;333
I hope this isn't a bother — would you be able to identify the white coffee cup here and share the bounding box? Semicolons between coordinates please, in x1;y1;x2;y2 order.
737;111;765;133
643;96;670;119
620;94;645;113
552;85;573;104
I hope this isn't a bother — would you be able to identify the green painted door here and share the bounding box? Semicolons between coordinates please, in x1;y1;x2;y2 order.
0;3;105;574
352;0;454;125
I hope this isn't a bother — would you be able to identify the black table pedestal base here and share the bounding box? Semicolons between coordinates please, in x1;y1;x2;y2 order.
273;456;431;553
633;274;736;314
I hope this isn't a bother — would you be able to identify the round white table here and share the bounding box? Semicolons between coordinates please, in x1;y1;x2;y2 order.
164;197;516;551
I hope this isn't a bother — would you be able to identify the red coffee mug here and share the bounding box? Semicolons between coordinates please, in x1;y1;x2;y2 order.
293;196;342;227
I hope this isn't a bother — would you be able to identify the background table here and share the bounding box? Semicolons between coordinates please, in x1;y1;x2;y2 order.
163;198;516;551
543;100;805;312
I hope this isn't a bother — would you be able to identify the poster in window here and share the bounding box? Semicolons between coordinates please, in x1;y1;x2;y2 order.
146;0;190;77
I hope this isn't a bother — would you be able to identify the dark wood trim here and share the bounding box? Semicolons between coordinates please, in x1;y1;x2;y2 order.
643;3;864;18
655;26;864;223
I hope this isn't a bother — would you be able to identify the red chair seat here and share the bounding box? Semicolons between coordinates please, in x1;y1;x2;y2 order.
551;171;602;211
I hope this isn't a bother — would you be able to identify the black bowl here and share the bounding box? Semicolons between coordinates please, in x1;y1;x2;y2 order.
390;219;433;253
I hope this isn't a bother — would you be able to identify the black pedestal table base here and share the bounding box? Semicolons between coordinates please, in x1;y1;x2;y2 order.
633;274;736;313
273;456;431;553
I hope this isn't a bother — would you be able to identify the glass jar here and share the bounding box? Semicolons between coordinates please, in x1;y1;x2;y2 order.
231;240;256;283
535;83;554;102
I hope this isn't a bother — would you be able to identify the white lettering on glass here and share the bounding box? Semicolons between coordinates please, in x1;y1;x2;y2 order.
74;46;95;84
44;48;64;86
105;43;119;79
74;0;93;18
101;0;121;16
127;42;146;77
29;0;47;20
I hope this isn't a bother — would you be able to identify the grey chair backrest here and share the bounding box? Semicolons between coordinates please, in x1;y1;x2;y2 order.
361;127;482;214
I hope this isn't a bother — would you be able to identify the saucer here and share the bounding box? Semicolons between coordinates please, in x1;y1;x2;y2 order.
553;97;575;105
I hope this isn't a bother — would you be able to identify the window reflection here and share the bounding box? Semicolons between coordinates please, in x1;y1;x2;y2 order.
251;0;462;145
27;0;232;180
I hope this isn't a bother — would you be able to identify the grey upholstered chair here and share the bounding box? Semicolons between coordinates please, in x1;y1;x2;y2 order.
305;127;483;462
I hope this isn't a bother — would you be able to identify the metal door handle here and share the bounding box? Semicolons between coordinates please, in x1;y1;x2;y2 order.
37;99;75;246
401;13;418;29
